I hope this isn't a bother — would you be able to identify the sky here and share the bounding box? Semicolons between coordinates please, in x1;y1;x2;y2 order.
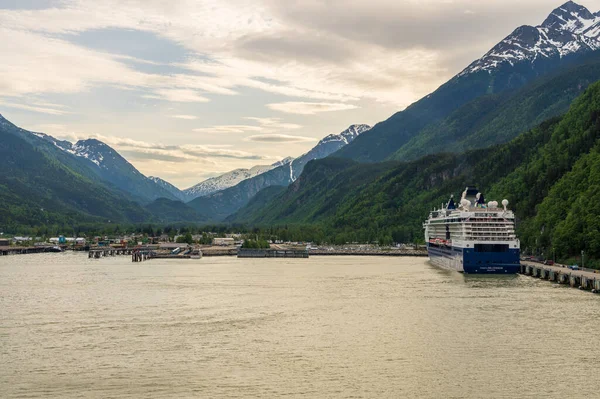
2;0;600;188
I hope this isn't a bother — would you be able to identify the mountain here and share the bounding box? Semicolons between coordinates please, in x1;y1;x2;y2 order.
61;138;178;203
390;55;600;160
148;176;188;202
183;160;291;200
0;116;150;229
271;156;295;168
0;115;177;203
288;124;371;181
460;1;600;78
144;198;206;223
187;124;370;221
334;1;600;163
231;80;600;264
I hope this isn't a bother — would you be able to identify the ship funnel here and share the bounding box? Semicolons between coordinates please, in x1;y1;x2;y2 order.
502;199;509;211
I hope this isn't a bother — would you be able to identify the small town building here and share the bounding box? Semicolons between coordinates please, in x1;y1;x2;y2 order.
0;238;9;246
213;237;235;246
159;243;185;250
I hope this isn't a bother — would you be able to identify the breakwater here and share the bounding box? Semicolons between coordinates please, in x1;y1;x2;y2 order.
520;261;600;293
310;249;427;257
238;249;309;258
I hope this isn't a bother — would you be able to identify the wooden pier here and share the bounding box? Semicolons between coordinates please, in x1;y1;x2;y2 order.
520;261;600;293
132;250;152;262
0;246;54;256
88;248;134;259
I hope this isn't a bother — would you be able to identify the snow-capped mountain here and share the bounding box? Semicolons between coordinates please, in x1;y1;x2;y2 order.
288;124;371;181
24;131;117;170
184;158;293;200
0;115;178;203
67;139;112;168
58;139;178;202
461;1;600;76
187;124;371;221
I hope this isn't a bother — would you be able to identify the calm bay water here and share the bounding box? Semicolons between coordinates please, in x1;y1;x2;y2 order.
1;253;599;398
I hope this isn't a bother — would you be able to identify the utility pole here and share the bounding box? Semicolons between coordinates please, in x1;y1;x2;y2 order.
582;250;585;270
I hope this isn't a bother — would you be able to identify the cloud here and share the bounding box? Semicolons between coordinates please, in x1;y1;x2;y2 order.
244;117;302;130
170;114;198;120
0;0;454;107
146;89;209;103
55;131;271;162
193;125;264;134
234;30;360;64
194;117;303;134
0;99;70;115
246;134;317;143
267;102;359;115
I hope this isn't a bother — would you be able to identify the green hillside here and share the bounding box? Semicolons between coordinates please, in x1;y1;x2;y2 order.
144;198;206;224
391;59;600;161
226;185;286;224
0;125;149;231
231;81;600;263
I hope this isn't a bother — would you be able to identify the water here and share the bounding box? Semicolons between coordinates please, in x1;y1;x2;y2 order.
1;253;599;398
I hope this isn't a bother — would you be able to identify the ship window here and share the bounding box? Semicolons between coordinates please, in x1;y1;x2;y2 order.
474;244;509;253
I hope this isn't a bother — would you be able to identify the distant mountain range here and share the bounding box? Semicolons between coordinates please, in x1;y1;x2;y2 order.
186;124;371;221
179;125;369;202
0;113;370;226
182;159;292;201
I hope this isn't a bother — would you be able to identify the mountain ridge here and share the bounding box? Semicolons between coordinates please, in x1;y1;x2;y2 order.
333;1;600;163
187;124;370;220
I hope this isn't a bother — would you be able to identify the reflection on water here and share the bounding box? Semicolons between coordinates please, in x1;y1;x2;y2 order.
1;253;599;398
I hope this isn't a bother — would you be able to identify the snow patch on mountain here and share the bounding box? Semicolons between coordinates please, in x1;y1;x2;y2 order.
66;139;115;169
460;1;600;77
184;162;288;199
319;124;371;146
272;156;294;168
288;124;371;182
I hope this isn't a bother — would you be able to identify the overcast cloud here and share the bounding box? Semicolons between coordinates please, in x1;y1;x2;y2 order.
2;0;600;187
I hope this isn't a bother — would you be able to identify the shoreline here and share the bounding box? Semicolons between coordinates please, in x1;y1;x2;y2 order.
1;247;428;258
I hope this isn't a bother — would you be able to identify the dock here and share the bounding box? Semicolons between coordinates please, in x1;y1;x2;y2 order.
309;249;428;257
0;246;56;256
238;249;309;258
520;261;600;293
88;248;134;259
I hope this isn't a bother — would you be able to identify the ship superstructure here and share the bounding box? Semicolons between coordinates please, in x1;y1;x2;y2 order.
423;187;520;273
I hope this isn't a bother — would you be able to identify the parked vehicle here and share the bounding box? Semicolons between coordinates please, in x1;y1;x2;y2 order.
543;260;554;265
568;264;579;270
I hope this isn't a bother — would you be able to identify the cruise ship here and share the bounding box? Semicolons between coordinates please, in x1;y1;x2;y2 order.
423;187;520;274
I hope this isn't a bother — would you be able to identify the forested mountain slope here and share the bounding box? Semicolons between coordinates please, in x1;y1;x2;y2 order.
0;127;149;230
231;81;600;262
334;2;600;163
